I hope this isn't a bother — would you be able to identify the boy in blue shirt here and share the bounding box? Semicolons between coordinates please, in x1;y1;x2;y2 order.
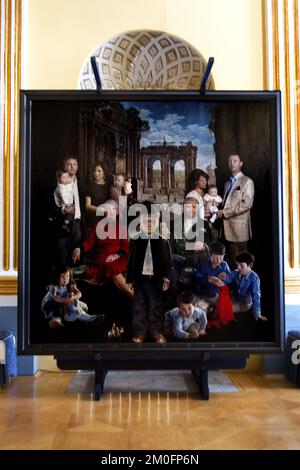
231;252;267;321
194;242;231;305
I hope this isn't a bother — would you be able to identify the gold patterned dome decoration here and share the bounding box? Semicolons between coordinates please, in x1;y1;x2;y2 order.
79;30;215;90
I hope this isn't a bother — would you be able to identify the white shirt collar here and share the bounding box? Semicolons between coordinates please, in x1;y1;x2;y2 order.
73;177;81;220
184;216;196;235
231;171;243;180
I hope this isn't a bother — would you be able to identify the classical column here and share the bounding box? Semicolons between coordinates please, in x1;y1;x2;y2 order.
127;136;134;176
170;162;175;189
161;156;168;193
126;136;131;175
142;155;147;187
79;110;94;179
136;133;142;178
131;136;140;178
147;164;152;188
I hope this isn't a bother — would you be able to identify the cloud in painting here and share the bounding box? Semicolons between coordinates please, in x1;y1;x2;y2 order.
139;109;215;170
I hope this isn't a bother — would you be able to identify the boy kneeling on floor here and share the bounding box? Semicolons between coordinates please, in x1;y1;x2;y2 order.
164;291;207;340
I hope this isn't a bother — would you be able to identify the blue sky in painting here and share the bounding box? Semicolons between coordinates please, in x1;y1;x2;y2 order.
121;101;216;170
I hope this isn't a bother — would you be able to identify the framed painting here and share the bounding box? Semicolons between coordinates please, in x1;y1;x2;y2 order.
18;90;285;354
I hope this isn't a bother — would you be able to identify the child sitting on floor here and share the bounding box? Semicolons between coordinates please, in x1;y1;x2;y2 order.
164;291;207;340
41;264;97;328
230;251;267;321
193;241;231;307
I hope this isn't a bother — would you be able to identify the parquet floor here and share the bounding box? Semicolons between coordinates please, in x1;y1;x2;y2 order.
1;371;300;450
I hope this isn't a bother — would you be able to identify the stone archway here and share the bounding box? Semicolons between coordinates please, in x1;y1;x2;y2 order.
143;155;162;189
172;159;185;190
141;140;197;196
152;159;162;191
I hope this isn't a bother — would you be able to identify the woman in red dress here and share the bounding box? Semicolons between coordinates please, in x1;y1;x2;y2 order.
73;199;133;298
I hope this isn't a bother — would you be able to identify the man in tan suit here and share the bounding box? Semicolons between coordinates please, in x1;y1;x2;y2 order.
217;154;255;267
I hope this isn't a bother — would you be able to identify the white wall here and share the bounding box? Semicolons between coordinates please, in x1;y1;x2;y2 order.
25;0;263;90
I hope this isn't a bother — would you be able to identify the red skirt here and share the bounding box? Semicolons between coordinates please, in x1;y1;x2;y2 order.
82;221;129;284
85;255;127;284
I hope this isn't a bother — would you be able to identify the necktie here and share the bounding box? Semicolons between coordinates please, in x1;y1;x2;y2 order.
223;176;236;202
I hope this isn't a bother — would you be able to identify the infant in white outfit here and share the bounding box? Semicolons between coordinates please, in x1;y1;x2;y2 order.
53;170;74;232
203;185;222;223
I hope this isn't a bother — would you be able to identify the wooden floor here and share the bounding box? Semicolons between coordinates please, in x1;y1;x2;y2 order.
1;371;300;450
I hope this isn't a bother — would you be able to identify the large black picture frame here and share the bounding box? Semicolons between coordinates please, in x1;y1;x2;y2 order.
18;90;285;355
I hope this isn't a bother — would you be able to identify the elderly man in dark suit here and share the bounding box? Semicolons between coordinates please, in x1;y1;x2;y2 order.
169;196;210;286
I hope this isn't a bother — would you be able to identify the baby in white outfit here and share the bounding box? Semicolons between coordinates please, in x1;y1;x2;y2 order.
203;185;222;223
53;170;74;232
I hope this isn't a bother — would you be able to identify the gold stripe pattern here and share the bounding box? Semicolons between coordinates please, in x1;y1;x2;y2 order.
294;0;300;267
0;276;17;295
13;0;22;271
0;0;22;293
283;0;294;268
272;0;280;89
262;0;268;90
268;0;300;290
3;0;12;272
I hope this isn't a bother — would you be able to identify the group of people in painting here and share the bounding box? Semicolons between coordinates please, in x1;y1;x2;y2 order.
41;153;267;342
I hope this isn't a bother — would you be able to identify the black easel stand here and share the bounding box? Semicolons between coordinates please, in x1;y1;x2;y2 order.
92;353;211;401
94;368;107;400
200;57;214;94
56;351;248;401
56;352;212;400
90;56;102;91
191;368;209;400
